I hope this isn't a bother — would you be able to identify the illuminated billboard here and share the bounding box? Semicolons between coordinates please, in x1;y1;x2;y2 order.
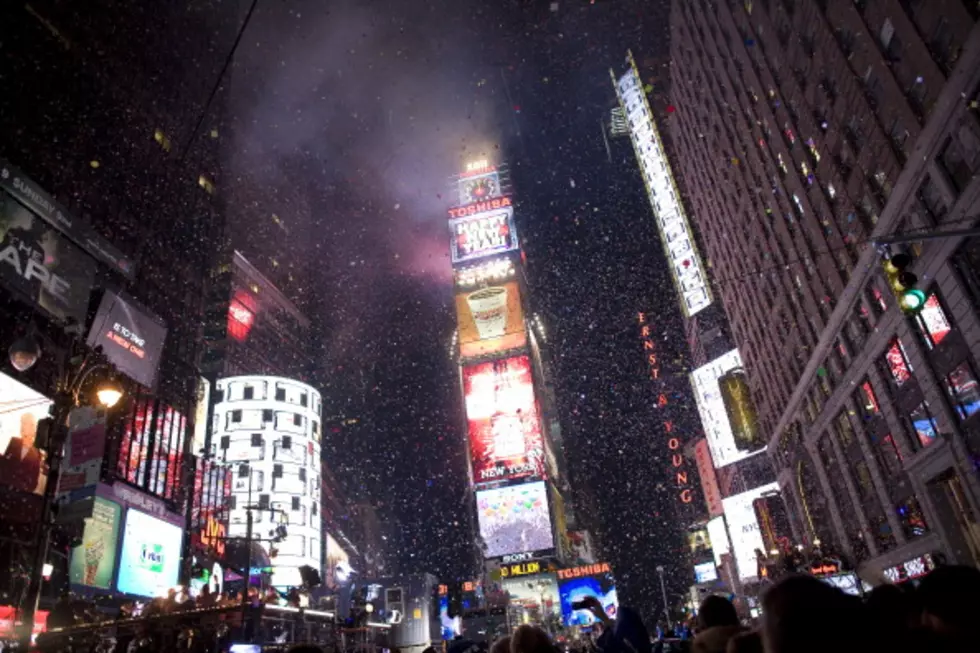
454;256;516;289
557;563;618;626
691;349;760;468
0;372;51;497
69;496;121;590
707;516;729;567
694;439;723;517
456;281;527;358
476;481;553;559
463;356;544;484
87;291;168;389
721;482;780;581
613;52;711;317
116;509;184;596
325;533;351;590
694;561;718;584
458;170;502;205
449;207;519;264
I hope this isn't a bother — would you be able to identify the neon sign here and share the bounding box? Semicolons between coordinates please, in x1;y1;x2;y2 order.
639;311;694;505
500;561;541;578
557;562;612;579
447;196;512;218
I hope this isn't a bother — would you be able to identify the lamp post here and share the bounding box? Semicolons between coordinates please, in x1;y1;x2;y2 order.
8;333;123;649
655;565;672;630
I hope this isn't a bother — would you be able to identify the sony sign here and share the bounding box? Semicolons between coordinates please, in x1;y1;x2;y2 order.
501;551;535;564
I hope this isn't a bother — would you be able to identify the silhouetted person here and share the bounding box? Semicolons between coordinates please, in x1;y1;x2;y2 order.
917;565;980;648
490;636;512;653
761;575;869;653
724;631;761;653
511;625;554;653
693;596;743;653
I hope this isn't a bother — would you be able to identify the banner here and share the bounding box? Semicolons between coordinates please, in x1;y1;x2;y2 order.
456;280;526;358
0;189;96;323
56;407;107;499
463;356;545;484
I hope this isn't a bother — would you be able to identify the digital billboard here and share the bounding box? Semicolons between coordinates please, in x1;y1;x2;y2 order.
116;509;183;597
693;439;723;517
69;496;122;590
691;349;760;468
706;516;729;567
721;482;780;581
449;207;519;263
87;291;168;388
613;54;711;317
463;356;544;484
456;281;527;358
557;563;618;626
476;481;553;559
694;561;718;584
458;170;502;205
0;372;51;497
0;189;96;324
325;533;351;590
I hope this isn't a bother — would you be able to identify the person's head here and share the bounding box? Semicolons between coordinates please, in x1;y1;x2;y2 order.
917;565;980;641
761;575;867;653
866;582;917;633
697;595;739;631
511;625;553;653
725;631;762;653
490;636;511;653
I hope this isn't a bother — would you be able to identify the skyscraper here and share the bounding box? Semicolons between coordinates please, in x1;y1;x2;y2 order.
666;0;980;580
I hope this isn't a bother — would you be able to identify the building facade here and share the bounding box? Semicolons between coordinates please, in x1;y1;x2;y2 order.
213;375;324;589
666;0;980;580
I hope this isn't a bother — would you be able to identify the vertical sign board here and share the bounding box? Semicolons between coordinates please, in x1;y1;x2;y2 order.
612;54;711;318
694;439;724;517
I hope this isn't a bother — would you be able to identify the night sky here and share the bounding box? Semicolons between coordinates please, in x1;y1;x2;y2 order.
222;0;697;622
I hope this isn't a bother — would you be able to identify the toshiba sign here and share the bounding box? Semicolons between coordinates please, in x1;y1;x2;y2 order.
556;562;612;580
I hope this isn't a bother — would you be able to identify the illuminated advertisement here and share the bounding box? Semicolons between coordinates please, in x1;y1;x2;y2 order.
612;53;711;317
227;291;256;342
116;397;186;501
503;573;561;623
0;372;51;497
687;527;712;557
694;561;718;584
69;496;121;590
456;280;527;359
692;349;759;468
325;533;351;590
557;563;618;626
476;481;553;559
449;207;518;263
719;370;762;451
458;170;502;205
463;356;544;484
0;188;96;324
116;509;184;596
694;439;723;517
190;457;231;560
721;483;781;581
707;516;730;567
87;291;168;388
753;493;793;555
454;256;516;289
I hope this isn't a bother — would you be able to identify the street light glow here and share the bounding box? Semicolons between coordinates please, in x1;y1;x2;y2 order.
96;380;124;408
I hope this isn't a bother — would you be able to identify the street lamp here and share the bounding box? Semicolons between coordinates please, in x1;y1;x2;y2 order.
9;331;124;649
655;565;672;630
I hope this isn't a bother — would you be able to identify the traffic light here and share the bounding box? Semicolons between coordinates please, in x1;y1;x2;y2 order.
883;251;926;314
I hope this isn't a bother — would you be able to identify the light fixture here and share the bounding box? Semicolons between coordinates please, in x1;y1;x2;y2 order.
813;538;822;547
96;379;124;408
365;602;375;614
8;334;42;372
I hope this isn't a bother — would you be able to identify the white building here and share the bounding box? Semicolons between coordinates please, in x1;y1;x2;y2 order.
213;375;323;589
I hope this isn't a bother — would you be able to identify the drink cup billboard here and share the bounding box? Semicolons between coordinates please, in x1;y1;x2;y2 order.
463;356;544;484
69;496;121;590
456;281;527;358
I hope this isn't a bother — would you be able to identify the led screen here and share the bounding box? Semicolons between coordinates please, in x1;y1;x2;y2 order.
449;207;519;263
691;349;761;468
456;281;527;358
325;533;351;590
721;483;780;581
463;356;544;484
557;564;618;626
707;516;729;567
87;291;168;388
0;372;51;496
476;481;553;558
694;561;718;584
69;496;122;590
116;509;183;597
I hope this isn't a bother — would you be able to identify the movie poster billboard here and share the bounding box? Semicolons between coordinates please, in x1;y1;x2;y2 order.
456;280;526;358
463;356;544;484
0;189;96;324
476;481;554;559
449;207;519;263
69;496;122;590
0;372;51;498
557;563;618;626
87;291;168;389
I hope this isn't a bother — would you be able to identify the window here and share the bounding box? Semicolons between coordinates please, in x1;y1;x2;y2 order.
835;412;855;447
300;393;308;407
896;496;929;538
250;433;263;447
273;464;283;478
918;177;948;222
299;467;307;482
243;386;254;400
908;401;940;447
275;387;286;402
877;434;904;476
939;128;980;193
884;338;914;387
293;413;303;427
945;362;980;421
857;380;881;419
281;435;292;450
231;410;242;423
220;435;230;450
263;409;274;422
914;294;952;348
292;496;301;511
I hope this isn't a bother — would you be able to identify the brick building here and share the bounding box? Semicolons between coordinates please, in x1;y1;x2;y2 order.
666;0;980;579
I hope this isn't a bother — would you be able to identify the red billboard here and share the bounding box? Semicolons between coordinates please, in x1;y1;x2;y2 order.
463;356;544;484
